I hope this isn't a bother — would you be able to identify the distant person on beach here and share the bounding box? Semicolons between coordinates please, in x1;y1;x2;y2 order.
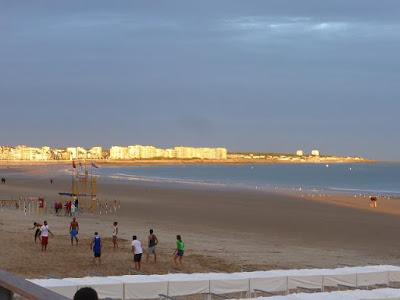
74;287;98;300
54;202;62;215
65;201;72;216
113;200;118;213
1;177;5;184
174;235;185;266
91;232;102;265
132;235;143;271
71;201;76;217
30;222;42;243
50;179;53;184
74;198;79;213
370;196;378;208
112;222;119;249
40;221;53;252
70;217;79;246
58;201;63;215
146;229;158;263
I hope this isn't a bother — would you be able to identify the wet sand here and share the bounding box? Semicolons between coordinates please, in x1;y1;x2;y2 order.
1;167;400;278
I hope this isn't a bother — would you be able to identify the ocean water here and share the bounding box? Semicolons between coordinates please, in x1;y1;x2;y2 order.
94;163;400;196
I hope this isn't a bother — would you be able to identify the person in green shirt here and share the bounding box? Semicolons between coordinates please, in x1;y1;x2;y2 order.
174;235;185;265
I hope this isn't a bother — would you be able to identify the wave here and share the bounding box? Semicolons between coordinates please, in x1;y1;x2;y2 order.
108;174;400;197
327;187;400;196
107;173;228;188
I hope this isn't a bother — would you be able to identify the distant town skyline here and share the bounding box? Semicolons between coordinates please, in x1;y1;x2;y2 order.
1;1;399;160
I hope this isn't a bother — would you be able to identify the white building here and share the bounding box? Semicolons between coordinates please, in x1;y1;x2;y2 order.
88;147;103;159
110;146;129;160
296;150;304;156
311;149;320;156
66;147;78;160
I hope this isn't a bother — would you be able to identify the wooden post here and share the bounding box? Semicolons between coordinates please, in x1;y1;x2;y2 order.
286;276;289;295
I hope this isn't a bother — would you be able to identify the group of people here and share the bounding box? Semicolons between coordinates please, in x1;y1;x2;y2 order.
53;198;79;216
31;218;186;270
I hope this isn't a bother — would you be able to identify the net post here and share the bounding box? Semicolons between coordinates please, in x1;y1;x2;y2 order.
286;276;289;295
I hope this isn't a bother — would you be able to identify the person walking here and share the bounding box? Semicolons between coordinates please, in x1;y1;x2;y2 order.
112;222;119;249
40;221;54;252
91;232;102;265
70;217;79;246
146;229;158;263
174;235;185;266
131;235;143;271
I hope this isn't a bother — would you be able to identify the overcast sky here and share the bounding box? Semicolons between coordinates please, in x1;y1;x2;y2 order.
0;1;399;160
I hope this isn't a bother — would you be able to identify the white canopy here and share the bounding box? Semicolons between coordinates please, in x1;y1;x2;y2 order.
29;265;400;299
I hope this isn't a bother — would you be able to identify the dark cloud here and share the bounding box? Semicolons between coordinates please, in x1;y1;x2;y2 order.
0;0;399;159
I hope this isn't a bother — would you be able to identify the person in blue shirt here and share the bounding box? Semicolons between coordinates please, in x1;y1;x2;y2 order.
90;232;102;265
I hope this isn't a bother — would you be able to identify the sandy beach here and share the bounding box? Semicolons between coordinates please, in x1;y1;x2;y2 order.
1;165;400;278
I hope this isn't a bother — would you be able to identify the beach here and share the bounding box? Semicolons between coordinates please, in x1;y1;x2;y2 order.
1;165;400;278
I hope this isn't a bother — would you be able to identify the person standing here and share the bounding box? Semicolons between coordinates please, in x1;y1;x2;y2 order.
71;201;76;217
40;221;53;252
66;201;72;216
174;235;185;266
370;196;378;208
70;217;79;246
74;198;79;214
131;235;143;271
146;229;158;263
91;232;102;265
112;222;119;249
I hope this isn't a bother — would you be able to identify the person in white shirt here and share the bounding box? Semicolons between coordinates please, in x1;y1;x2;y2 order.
131;235;143;271
40;220;53;252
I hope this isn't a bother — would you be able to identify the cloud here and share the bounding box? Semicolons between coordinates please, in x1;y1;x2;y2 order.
223;16;349;34
221;16;400;40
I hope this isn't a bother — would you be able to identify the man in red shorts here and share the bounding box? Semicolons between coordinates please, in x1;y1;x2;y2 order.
40;220;54;252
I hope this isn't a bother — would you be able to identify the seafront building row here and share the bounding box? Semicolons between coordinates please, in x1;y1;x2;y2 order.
109;145;227;160
0;145;228;161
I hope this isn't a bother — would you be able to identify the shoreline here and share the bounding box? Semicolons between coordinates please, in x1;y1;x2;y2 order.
1;163;399;201
0;158;375;167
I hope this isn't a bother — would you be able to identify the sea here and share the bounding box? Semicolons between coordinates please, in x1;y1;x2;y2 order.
93;163;400;197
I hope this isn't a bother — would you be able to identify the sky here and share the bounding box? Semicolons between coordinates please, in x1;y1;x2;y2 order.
0;1;399;160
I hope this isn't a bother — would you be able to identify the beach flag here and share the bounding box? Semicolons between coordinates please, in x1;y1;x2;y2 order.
72;161;76;168
91;162;99;168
